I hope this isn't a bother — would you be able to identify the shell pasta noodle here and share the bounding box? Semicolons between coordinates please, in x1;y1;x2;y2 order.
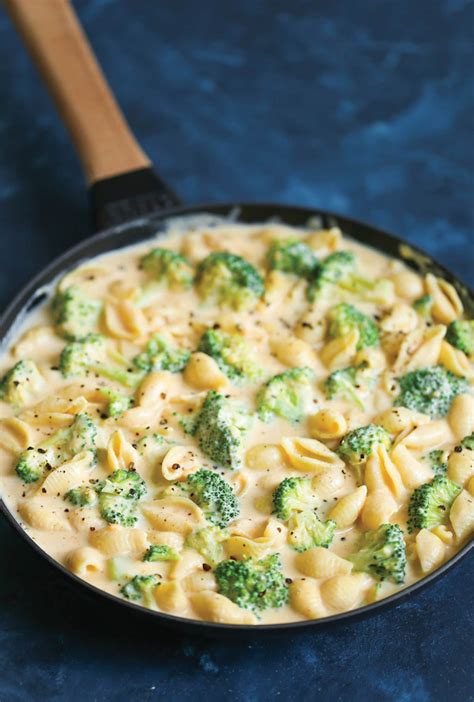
0;216;473;626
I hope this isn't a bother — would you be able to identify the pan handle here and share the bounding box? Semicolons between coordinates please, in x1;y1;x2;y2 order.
5;0;152;185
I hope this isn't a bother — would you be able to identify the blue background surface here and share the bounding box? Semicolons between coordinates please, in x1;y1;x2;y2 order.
0;1;473;700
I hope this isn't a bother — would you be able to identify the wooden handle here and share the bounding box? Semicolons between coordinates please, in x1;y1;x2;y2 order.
5;0;151;184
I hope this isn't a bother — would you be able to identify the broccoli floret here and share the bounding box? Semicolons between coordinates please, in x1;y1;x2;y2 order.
192;391;252;469
272;476;318;520
65;486;98;507
140;247;193;289
120;575;159;604
181;469;239;527
327;303;379;351
338;275;394;305
257;367;314;423
338;424;391;467
395;365;469;418
460;433;474;451
446;320;474;356
408;475;461;533
215;554;288;613
307;250;355;302
15;413;97;483
323;362;378;410
424;449;448;476
197;329;262;383
0;360;44;407
59;334;144;387
52;285;102;340
143;544;180;562
348;523;407;584
196;252;264;310
287;510;336;552
133;334;190;374
185;525;229;567
267;238;319;279
97;469;147;527
98;387;133;417
413;295;433;319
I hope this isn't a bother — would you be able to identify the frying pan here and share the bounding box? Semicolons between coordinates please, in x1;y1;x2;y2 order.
1;0;472;636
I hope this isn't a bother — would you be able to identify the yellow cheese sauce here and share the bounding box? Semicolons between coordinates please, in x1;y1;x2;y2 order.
0;218;472;625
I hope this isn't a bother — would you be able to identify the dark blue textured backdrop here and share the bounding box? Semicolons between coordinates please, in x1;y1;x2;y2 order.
0;1;473;700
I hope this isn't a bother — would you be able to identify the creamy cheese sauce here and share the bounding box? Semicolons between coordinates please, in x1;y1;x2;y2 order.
0;218;472;625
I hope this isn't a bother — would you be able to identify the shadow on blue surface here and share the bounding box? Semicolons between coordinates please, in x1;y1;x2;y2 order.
0;0;473;700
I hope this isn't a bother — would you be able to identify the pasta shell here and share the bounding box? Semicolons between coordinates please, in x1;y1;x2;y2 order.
190;591;258;625
360;490;397;530
447;448;474;486
308;409;347;441
415;529;445;573
290;578;327;619
281;437;344;474
67;546;104;576
295;547;353;578
154;581;189;613
141;497;205;534
319;330;359;370
320;573;371;611
161;445;201;481
38;451;95;497
90;526;147;555
425;274;463;324
440;340;473;378
0;417;33;453
400;421;451;452
391;444;433;490
107;430;139;473
449;490;474;542
184;352;228;390
312;469;345;499
448;394;474;441
18;500;72;531
328;486;367;528
245;444;287;471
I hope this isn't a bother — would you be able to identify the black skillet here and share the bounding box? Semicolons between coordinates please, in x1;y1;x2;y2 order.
1;0;472;637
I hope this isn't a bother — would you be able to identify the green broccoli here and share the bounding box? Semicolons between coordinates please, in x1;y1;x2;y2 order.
120;575;159;604
338;275;394;305
196;252;264;310
445;320;474;356
424;449;448;476
338;424;391;467
287;510;336;551
133;334;190;374
185;525;229;567
140;247;193;289
15;412;97;483
98;387;133;418
65;486;98;507
0;360;44;407
306;250;355;303
267;238;318;278
327;303;379;351
97;469;147;527
460;433;474;451
395;365;469;418
197;329;262;382
408;475;462;533
51;285;102;340
214;554;288;613
272;476;318;520
256;367;314;423
143;544;180;562
348;523;407;584
413;295;433;319
191;391;252;469
323;362;378;410
181;469;239;527
59;334;144;387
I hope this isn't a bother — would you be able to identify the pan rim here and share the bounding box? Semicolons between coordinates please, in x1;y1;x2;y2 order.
1;200;473;633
